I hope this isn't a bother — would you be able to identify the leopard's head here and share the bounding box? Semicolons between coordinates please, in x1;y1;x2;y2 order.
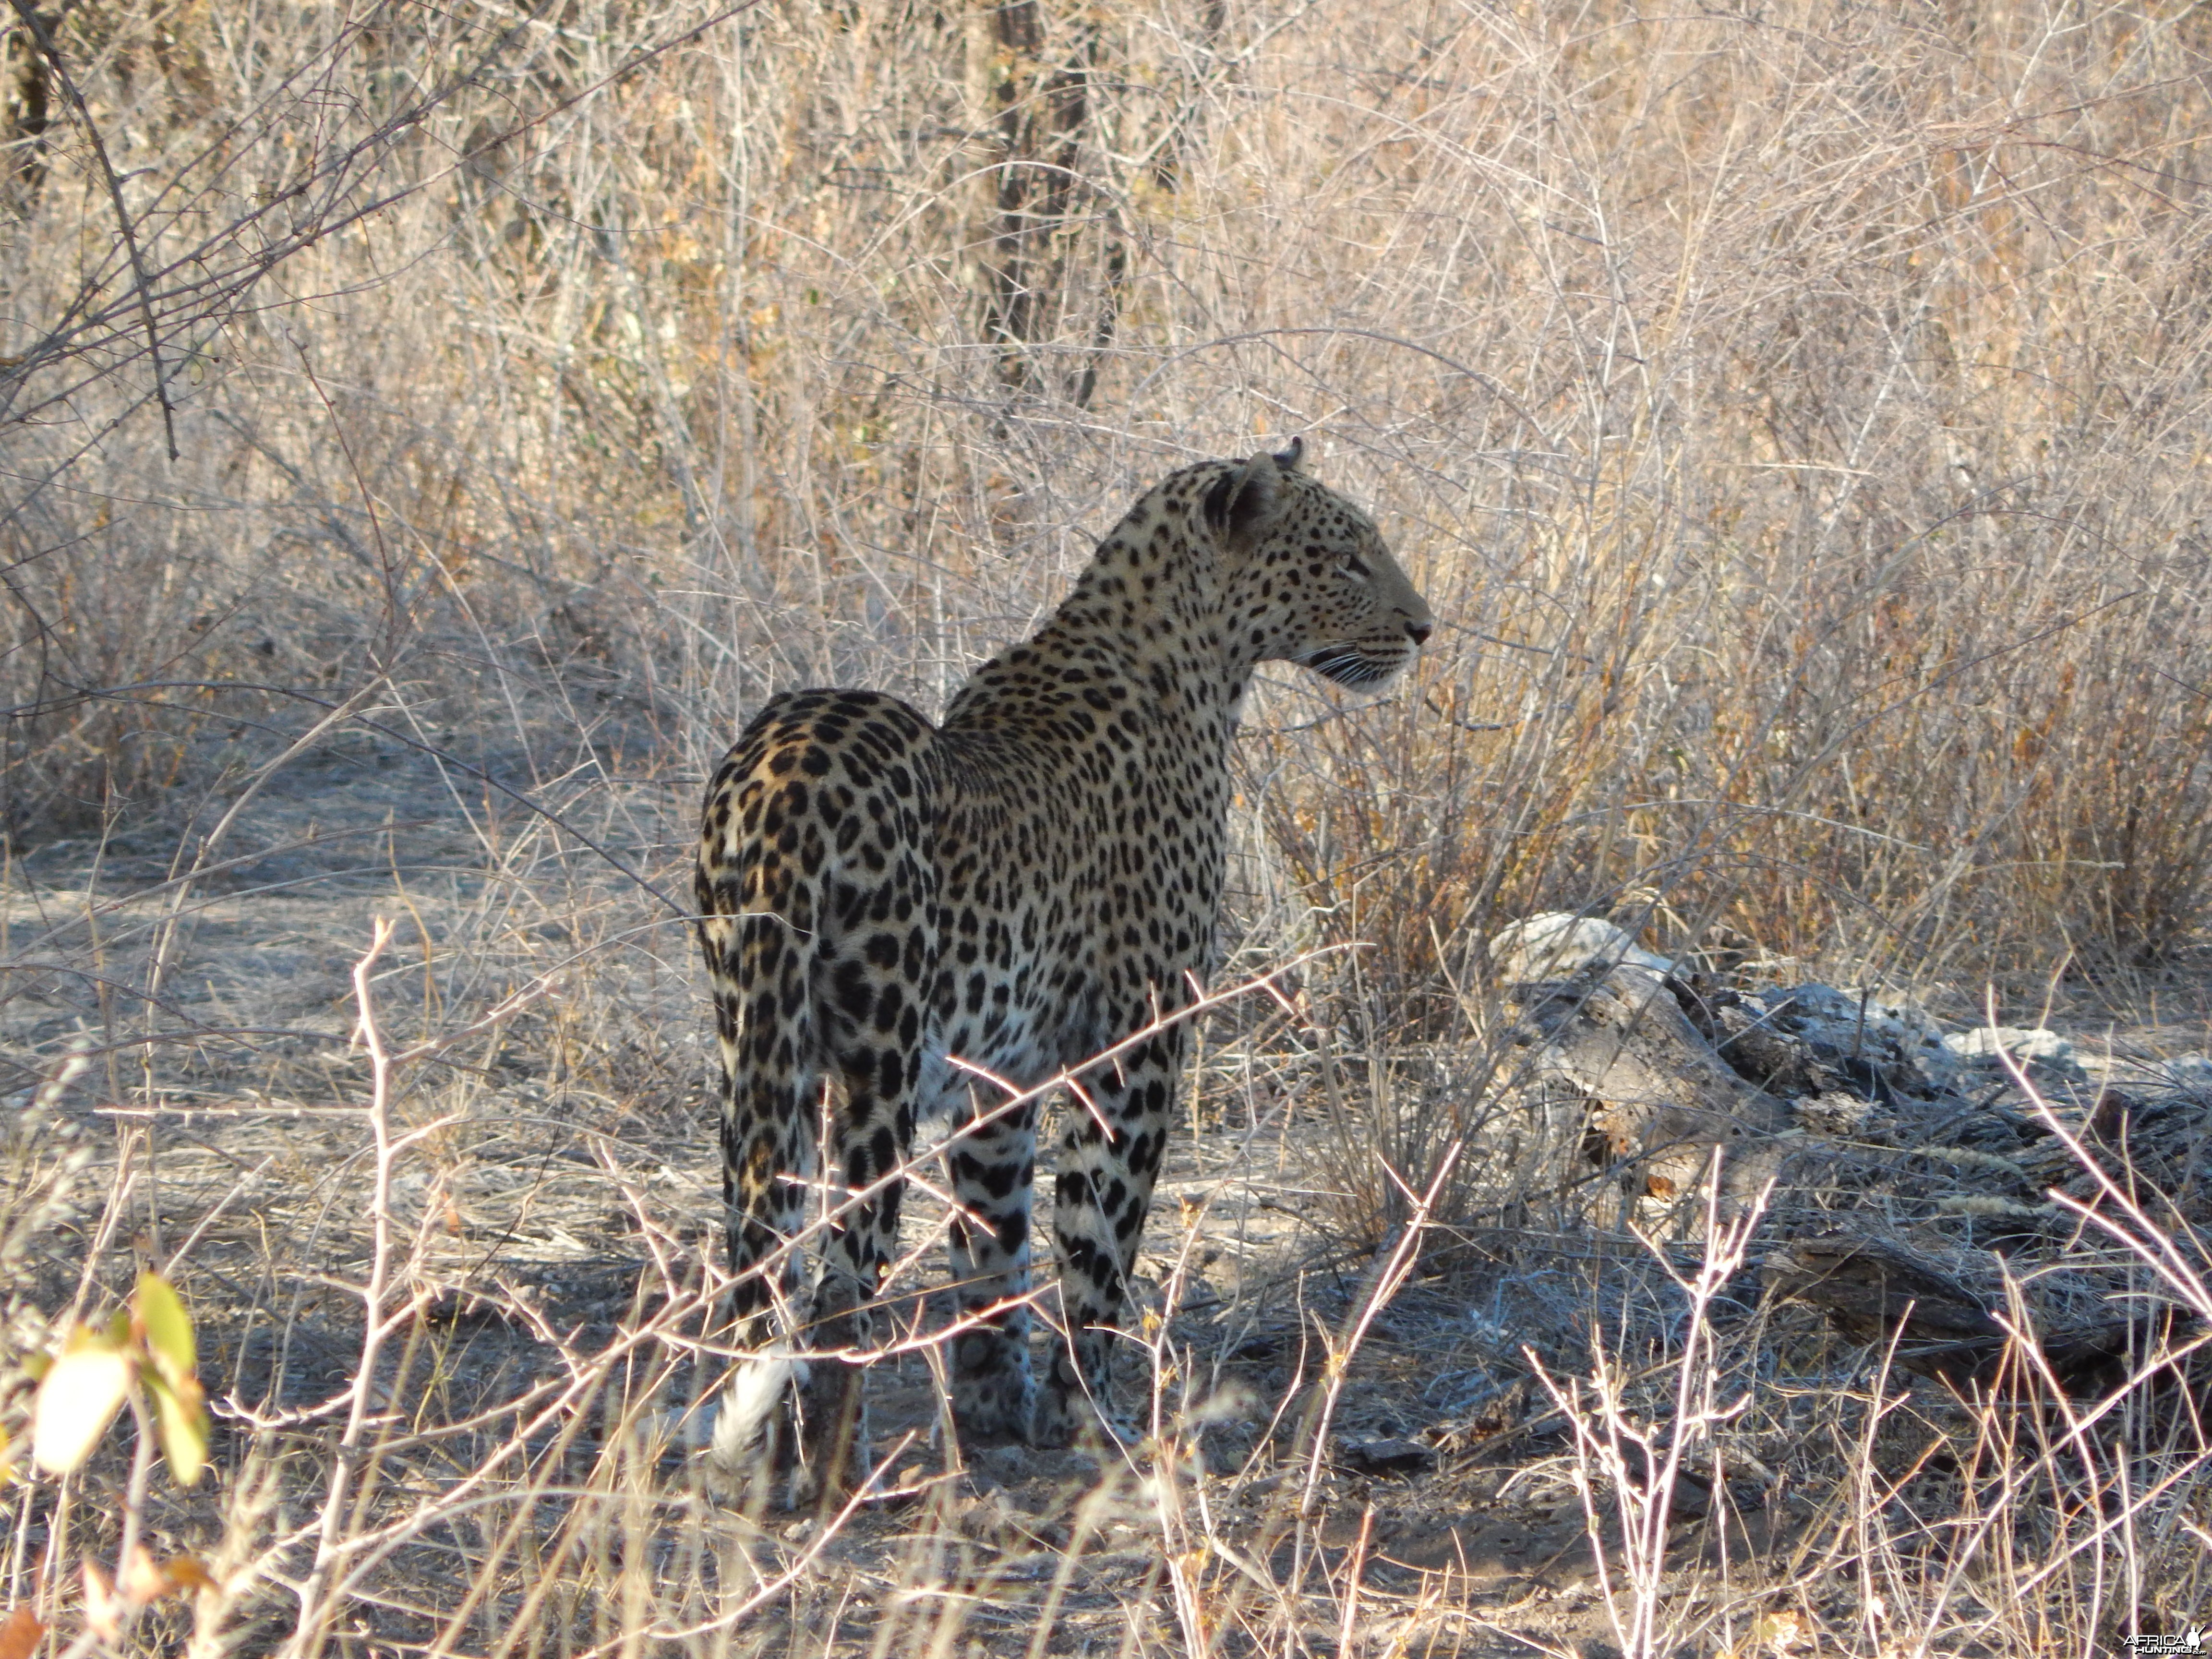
1205;438;1433;688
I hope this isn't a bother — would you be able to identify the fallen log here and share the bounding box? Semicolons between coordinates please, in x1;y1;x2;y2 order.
1767;1231;2199;1399
1491;914;2212;1412
1513;962;1797;1219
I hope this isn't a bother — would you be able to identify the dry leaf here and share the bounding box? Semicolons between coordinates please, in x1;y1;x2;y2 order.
32;1335;132;1476
1752;1609;1808;1655
0;1607;46;1659
160;1557;216;1595
119;1545;166;1605
80;1559;119;1642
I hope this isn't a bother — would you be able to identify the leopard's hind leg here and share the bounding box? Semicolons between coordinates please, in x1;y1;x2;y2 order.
698;691;941;1509
793;1023;920;1505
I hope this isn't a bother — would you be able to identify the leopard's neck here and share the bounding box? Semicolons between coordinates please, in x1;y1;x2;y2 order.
1039;512;1243;700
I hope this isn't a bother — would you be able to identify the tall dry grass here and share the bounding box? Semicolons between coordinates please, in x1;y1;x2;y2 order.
3;0;2211;990
6;938;2208;1658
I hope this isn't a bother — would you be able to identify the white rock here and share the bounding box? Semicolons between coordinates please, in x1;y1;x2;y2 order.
1488;913;1674;982
1769;984;1948;1052
1940;1026;2084;1081
2168;1054;2212;1087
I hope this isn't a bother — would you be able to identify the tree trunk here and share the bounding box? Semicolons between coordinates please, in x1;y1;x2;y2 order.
974;0;1116;407
3;5;56;211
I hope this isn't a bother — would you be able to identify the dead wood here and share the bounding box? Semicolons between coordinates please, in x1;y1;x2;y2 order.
1766;1231;2200;1400
1503;947;2208;1413
1765;1232;2008;1383
1514;963;1797;1215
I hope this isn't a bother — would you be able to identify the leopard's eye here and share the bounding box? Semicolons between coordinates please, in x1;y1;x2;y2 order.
1336;554;1370;580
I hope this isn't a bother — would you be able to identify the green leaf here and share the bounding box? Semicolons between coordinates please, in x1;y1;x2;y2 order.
31;1332;132;1475
144;1370;209;1489
135;1272;196;1393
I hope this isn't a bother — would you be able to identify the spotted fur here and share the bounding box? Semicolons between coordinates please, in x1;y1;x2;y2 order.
695;442;1433;1503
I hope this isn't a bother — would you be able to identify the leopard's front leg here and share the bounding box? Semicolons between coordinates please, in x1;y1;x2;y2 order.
942;1089;1042;1441
1038;1023;1186;1445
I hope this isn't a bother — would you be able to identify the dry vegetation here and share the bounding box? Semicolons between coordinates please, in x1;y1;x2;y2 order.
5;0;2212;1652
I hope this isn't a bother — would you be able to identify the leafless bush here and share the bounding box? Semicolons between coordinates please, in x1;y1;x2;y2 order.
5;0;2210;984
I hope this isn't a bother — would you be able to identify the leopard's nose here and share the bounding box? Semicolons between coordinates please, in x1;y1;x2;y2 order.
1405;618;1433;647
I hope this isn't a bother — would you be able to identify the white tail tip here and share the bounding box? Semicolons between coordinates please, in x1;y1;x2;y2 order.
705;1352;807;1494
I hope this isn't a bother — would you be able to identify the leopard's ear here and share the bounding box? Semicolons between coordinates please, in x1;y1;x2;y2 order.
1203;450;1287;546
1273;436;1304;473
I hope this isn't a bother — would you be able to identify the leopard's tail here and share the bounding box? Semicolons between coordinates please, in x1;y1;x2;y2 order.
697;828;829;1483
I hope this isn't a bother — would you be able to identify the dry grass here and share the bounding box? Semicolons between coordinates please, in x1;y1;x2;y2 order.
7;0;2212;1652
10;890;2207;1659
9;0;2212;986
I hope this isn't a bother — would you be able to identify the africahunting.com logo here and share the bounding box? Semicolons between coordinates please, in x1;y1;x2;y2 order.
2122;1631;2206;1655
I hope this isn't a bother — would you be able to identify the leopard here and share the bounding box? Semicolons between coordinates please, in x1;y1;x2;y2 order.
694;439;1433;1505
